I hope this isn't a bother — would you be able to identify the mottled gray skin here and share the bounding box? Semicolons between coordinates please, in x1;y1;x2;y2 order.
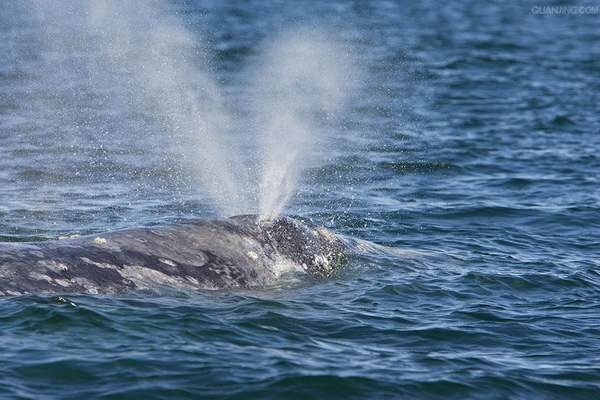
0;215;347;296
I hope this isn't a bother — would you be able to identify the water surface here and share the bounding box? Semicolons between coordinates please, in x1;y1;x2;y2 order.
1;1;599;398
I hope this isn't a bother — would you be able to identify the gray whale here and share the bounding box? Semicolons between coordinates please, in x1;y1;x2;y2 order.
0;215;347;296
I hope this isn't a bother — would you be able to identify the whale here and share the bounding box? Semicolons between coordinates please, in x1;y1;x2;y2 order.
0;215;347;296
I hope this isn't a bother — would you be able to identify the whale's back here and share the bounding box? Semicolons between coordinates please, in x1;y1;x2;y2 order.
0;216;347;296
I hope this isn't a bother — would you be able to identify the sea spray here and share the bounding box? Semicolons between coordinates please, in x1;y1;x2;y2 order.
30;0;248;215
254;32;352;220
86;1;253;215
28;1;354;219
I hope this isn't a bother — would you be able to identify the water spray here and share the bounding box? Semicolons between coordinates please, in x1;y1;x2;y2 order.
30;1;353;220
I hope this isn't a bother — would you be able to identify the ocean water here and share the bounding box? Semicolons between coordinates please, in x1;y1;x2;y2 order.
1;0;599;399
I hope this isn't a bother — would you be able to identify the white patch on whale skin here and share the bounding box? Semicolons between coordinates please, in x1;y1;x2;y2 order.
80;257;118;269
159;258;177;267
120;265;192;289
28;272;53;283
38;260;66;274
28;250;45;258
58;234;81;240
89;238;122;252
185;276;200;285
71;277;100;294
247;251;258;260
55;279;72;287
314;254;330;269
160;252;208;268
271;255;305;279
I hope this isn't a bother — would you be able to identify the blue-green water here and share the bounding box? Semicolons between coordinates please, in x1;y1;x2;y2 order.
1;1;599;398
